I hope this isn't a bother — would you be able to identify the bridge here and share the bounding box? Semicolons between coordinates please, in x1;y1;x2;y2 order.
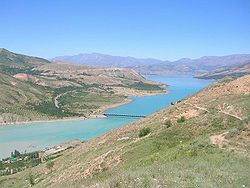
103;113;146;118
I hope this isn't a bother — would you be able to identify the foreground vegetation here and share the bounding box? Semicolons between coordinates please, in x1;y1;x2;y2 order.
0;75;249;187
0;150;41;176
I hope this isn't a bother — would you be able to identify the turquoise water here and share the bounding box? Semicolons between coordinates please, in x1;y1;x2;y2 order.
0;75;212;159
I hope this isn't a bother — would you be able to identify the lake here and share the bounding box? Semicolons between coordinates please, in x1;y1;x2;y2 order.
0;75;212;159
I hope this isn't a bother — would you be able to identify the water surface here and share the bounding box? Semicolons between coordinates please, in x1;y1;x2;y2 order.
0;75;212;159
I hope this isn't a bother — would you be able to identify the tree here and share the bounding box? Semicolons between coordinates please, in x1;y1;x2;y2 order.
14;150;21;157
11;149;21;158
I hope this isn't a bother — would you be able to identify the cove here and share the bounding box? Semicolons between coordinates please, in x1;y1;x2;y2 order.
0;75;212;159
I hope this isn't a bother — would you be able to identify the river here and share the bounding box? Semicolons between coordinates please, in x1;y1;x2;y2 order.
0;75;212;159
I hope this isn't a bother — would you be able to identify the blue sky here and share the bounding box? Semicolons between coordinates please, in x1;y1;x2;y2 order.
0;0;250;60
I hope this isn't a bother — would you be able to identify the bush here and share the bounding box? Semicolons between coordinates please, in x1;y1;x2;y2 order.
164;119;172;128
139;127;151;137
225;124;246;139
46;160;54;173
28;173;35;186
177;116;186;123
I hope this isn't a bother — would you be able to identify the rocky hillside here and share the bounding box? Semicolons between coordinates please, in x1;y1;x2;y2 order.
0;49;166;124
196;62;250;79
1;75;249;187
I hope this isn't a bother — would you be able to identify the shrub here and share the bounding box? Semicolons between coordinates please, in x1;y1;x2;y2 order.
177;116;186;123
164;119;172;128
225;124;246;139
46;160;54;173
139;127;151;137
28;173;35;186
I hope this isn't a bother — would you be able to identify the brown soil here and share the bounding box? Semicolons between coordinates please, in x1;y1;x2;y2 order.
179;109;200;119
210;132;228;148
13;73;39;82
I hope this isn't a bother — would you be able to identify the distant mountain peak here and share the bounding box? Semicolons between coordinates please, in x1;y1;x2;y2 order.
0;48;10;53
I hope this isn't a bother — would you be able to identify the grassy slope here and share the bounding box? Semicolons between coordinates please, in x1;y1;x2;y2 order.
1;75;249;188
0;48;50;74
0;73;53;122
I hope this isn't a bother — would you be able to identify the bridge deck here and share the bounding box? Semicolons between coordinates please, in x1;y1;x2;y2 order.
103;113;146;118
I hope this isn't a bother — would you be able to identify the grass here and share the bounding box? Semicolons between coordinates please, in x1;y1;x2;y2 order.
82;113;249;188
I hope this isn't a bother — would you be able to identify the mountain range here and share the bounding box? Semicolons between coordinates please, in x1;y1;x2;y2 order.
52;53;250;75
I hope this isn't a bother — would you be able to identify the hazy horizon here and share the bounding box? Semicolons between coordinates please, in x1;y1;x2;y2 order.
51;51;250;62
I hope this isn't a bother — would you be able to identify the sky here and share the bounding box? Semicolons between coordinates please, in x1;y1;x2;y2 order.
0;0;250;61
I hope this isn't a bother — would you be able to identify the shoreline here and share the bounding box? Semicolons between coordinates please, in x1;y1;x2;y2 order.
0;90;168;127
0;90;168;159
